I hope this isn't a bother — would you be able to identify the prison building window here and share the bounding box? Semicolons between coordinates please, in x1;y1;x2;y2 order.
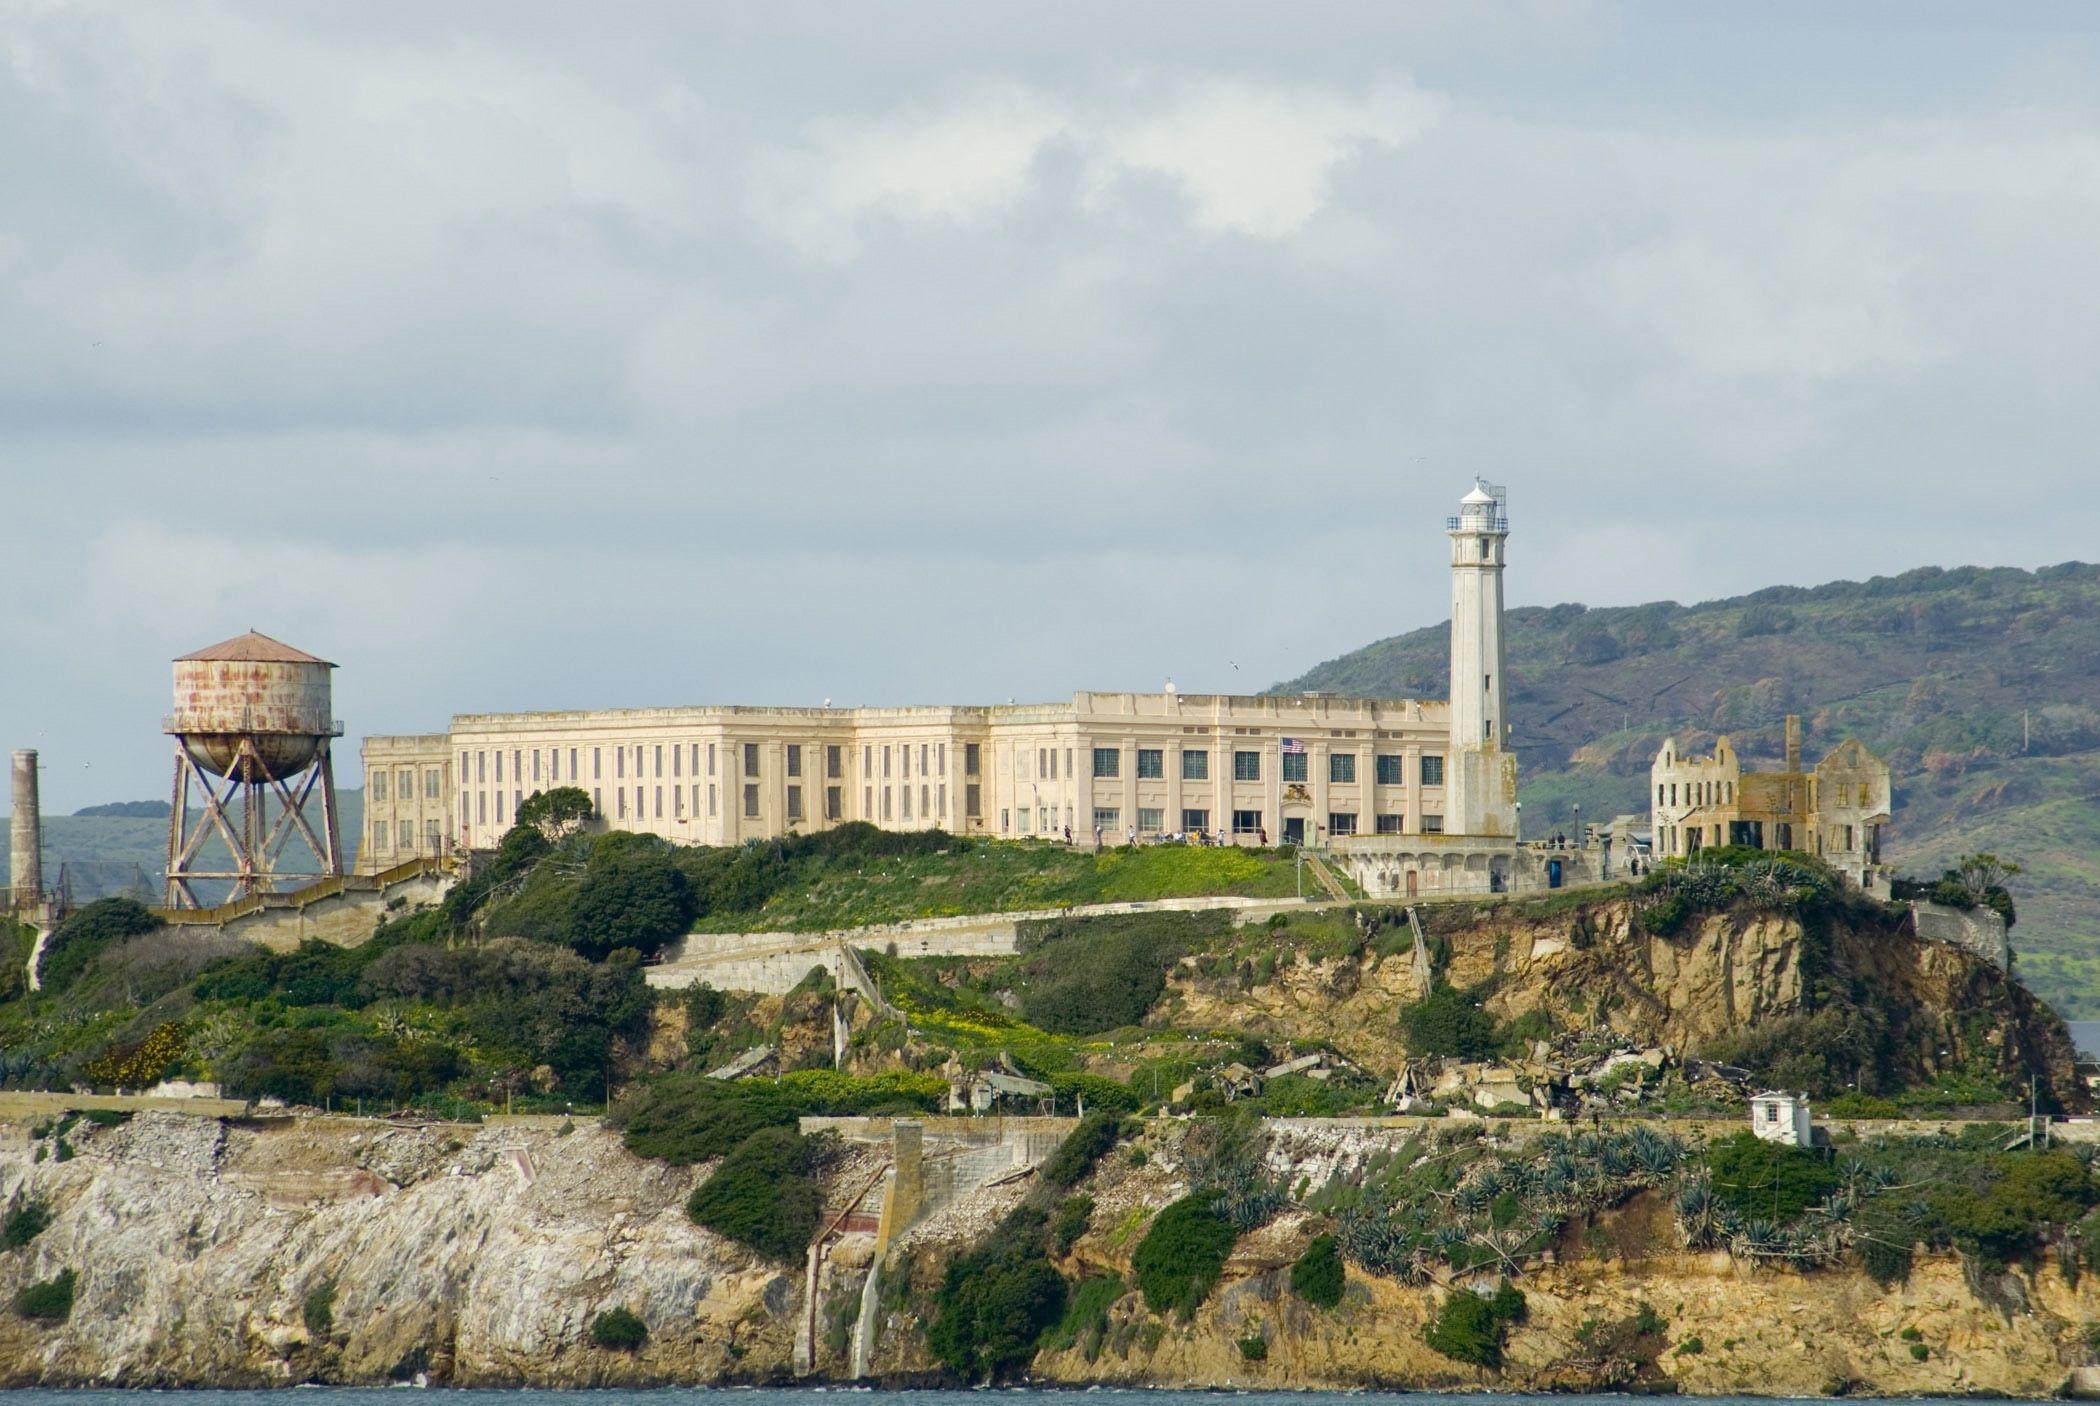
937;784;946;816
708;743;716;776
787;786;803;821
920;784;929;817
1138;807;1163;833
373;820;389;850
1093;747;1120;779
1327;812;1357;836
1421;814;1444;833
478;751;487;783
787;744;802;778
655;787;664;819
882;787;892;821
515;751;523;784
825;786;842;820
920;743;929;775
1421;755;1445;786
493;753;503;783
708;784;717;817
883;745;893;778
1376;754;1403;785
1281;753;1307;783
477;793;487;824
966;783;981;818
827;745;843;779
1137;748;1164;779
616;749;625;779
965;743;981;776
1234;809;1263;834
744;743;760;778
1376;814;1404;834
938;743;947;775
1093;807;1119;831
901;785;912;821
1182;808;1210;833
675;786;684;817
671;746;681;778
496;793;508;824
1182;749;1209;781
531;752;541;783
371;771;388;801
744;784;759;818
399;768;414;797
426;819;442;846
1234;751;1261;782
399;820;414;849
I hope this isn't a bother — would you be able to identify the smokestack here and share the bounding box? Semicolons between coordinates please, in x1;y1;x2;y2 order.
1784;716;1801;775
10;749;40;912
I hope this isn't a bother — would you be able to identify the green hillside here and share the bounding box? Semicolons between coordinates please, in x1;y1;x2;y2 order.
1276;562;2100;1015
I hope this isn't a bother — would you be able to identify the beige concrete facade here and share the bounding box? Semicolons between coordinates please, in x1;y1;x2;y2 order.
358;483;1537;892
1650;714;1893;886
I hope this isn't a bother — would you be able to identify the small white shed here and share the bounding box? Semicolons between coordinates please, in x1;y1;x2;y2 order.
1750;1090;1813;1147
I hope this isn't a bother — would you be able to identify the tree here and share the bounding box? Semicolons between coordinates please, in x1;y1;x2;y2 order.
1132;1195;1238;1317
1290;1233;1345;1308
567;850;696;960
516;786;594;840
1953;853;2020;899
686;1126;822;1261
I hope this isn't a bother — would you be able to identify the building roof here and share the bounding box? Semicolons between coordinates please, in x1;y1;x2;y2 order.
1461;483;1498;505
175;631;335;667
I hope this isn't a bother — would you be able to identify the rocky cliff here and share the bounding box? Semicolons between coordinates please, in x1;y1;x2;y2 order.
9;1107;2100;1395
0;1112;794;1386
1168;894;2082;1109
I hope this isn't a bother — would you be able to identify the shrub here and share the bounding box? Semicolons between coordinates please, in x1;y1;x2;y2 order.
568;849;696;960
1052;1196;1093;1254
1398;983;1498;1060
2;1196;52;1250
38;898;162;992
1423;1281;1525;1368
302;1279;335;1337
1290;1233;1345;1308
1704;1131;1839;1221
1132;1195;1238;1317
86;1021;187;1090
1048;1072;1139;1116
1910;1343;1929;1362
1043;1273;1121;1358
1676;1336;1705;1356
685;1126;821;1262
927;1207;1067;1381
1014;913;1220;1035
1238;1333;1268;1361
14;1268;76;1323
590;1306;649;1351
1041;1111;1124;1189
611;1069;942;1165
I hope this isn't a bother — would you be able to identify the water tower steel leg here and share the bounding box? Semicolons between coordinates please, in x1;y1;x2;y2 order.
166;746;190;908
316;746;342;875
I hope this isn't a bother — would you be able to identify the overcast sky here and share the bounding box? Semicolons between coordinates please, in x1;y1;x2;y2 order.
4;1;2099;813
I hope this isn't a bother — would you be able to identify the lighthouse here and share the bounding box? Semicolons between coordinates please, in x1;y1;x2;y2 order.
1445;481;1517;838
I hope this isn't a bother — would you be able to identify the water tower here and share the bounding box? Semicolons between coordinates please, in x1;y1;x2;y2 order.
163;630;344;908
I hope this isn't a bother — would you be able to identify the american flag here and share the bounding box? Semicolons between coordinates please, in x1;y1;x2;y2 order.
1281;737;1305;754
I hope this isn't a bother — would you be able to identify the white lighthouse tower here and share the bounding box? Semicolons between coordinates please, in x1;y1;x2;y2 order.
1445;481;1517;837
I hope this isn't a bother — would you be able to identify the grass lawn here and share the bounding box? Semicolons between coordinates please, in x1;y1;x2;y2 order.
690;839;1301;933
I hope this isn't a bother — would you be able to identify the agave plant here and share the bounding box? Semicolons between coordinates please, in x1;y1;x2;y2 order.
1628;1126;1683;1179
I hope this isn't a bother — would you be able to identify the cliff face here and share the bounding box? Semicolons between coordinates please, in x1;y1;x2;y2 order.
1168;896;2082;1107
0;1113;793;1387
7;1108;2100;1395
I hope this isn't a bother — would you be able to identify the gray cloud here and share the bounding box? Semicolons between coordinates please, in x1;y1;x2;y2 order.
3;1;2097;812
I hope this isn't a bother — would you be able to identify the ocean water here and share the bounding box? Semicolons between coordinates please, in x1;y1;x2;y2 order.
0;1392;2047;1405
2067;1020;2100;1059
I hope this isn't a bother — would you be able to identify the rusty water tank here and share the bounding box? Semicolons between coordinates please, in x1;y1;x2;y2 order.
166;630;339;779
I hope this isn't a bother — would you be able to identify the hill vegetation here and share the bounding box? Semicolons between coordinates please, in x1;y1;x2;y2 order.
1277;562;2100;1015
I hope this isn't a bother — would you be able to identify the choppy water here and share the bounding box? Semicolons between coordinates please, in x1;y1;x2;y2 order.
0;1392;2050;1404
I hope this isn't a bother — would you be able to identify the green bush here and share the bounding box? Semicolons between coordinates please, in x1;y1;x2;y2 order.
927;1206;1067;1381
590;1306;649;1351
1675;1336;1705;1356
1040;1111;1125;1188
1238;1333;1268;1361
568;848;696;960
302;1279;335;1337
1052;1195;1093;1254
1704;1131;1839;1221
2;1196;52;1250
1048;1071;1138;1115
1398;983;1498;1059
1013;912;1221;1035
1423;1281;1525;1368
685;1126;821;1262
38;898;163;992
14;1268;76;1323
1132;1195;1238;1317
611;1069;944;1165
1290;1232;1345;1308
1043;1273;1121;1357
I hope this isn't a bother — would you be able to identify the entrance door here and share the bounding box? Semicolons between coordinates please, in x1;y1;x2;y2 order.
1405;870;1418;897
1283;817;1306;846
1547;859;1563;889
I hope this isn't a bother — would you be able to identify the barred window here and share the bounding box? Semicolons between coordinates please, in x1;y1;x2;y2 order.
744;784;759;818
1281;753;1307;783
1137;807;1163;833
1181;808;1210;833
1376;754;1404;786
965;743;981;776
744;743;760;778
1376;813;1404;834
787;785;803;821
1422;813;1444;833
787;744;802;778
1181;750;1209;781
1233;751;1261;782
1092;747;1120;779
1420;755;1445;786
371;771;388;802
1136;748;1164;779
1327;812;1357;836
1093;807;1119;830
1330;754;1356;784
825;786;842;820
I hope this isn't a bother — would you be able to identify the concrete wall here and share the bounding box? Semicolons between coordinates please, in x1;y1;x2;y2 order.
155;864;453;954
1911;899;2010;970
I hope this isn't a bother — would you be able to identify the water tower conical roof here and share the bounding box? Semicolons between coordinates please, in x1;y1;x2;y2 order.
174;630;335;667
